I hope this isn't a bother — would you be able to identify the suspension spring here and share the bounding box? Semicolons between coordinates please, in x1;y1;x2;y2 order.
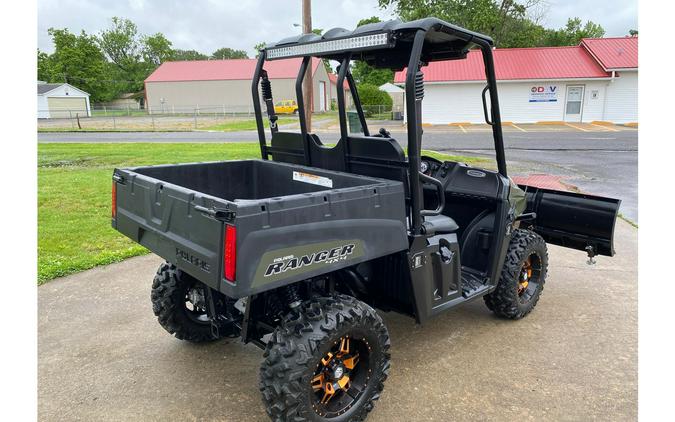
283;284;302;310
261;77;273;101
415;70;424;100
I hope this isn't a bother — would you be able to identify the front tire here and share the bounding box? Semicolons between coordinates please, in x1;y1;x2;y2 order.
484;229;548;319
151;262;218;342
260;295;391;421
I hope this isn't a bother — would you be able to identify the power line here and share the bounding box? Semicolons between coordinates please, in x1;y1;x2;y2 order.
55;73;147;84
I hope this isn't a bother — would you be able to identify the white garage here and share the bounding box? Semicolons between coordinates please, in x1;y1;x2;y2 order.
395;37;638;125
37;82;91;119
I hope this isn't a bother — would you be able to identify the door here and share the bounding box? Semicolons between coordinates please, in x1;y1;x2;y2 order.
564;85;584;122
319;81;326;112
47;97;87;119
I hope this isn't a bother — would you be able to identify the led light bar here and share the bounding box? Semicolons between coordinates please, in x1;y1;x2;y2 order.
266;32;391;59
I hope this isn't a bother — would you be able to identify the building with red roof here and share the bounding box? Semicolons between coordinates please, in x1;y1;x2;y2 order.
145;57;333;113
392;37;637;124
327;73;352;108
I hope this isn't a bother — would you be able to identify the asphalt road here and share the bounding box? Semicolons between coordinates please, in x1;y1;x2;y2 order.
38;219;637;421
427;130;639;223
38;128;638;222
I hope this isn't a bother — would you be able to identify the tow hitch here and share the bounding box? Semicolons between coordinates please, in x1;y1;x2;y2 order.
585;246;597;265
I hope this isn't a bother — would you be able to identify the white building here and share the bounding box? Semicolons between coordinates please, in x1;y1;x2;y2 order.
379;82;405;117
395;37;638;124
37;82;91;119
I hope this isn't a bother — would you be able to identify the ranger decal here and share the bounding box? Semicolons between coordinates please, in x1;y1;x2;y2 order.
264;244;356;277
251;240;365;287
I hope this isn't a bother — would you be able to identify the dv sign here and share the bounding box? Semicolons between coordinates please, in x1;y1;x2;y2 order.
529;85;558;102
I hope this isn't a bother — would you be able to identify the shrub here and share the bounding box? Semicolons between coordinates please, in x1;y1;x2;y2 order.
356;83;393;117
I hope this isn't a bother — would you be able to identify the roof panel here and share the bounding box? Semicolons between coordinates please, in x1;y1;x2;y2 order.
145;58;322;83
581;37;638;70
393;46;610;83
37;83;64;94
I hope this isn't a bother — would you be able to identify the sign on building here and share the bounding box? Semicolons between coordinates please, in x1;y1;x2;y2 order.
529;85;559;102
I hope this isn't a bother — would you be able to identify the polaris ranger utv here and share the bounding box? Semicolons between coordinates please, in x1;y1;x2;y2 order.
112;17;620;421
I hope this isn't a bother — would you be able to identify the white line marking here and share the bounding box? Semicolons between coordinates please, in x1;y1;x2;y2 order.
510;123;527;132
458;125;467;133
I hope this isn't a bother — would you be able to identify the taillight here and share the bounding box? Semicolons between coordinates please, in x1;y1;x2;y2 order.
224;225;236;282
112;181;117;218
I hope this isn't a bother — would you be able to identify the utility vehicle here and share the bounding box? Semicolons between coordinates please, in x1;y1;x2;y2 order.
112;17;620;421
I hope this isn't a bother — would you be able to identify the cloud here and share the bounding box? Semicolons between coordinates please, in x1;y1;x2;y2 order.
38;0;637;56
38;0;393;56
541;0;637;36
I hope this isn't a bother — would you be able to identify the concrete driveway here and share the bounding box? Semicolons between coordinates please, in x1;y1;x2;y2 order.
38;219;637;421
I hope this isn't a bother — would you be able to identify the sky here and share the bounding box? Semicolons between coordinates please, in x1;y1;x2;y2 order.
37;0;638;56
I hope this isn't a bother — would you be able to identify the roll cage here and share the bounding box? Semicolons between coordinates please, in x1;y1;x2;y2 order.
252;17;507;236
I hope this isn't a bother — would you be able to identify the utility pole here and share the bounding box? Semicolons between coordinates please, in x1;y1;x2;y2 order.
302;0;313;131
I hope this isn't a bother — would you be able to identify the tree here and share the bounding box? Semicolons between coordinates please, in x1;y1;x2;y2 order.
37;49;53;82
629;29;638;37
44;28;114;102
355;83;393;116
173;49;209;61
378;0;518;44
543;18;605;46
97;17;147;92
377;0;605;48
211;47;248;60
253;42;267;58
351;17;394;86
142;33;174;66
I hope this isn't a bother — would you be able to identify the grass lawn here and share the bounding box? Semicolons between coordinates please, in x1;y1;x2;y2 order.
91;109;149;117
203;117;297;131
38;142;486;284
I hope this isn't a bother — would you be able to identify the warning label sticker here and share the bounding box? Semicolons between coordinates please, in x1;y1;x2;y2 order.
292;171;333;188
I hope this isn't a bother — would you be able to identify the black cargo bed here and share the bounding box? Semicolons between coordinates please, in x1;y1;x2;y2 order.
112;159;408;297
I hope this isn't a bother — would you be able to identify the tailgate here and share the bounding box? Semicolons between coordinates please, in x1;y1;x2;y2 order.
112;169;229;289
520;185;621;257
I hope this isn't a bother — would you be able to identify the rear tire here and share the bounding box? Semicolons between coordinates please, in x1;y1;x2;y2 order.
484;229;548;319
151;262;218;342
260;294;391;421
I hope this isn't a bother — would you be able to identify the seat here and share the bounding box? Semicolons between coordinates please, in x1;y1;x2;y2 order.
422;214;459;236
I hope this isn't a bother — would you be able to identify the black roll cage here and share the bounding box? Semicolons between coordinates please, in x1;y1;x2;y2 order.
252;19;507;236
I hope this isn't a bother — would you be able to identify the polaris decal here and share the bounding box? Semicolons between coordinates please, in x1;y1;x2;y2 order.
264;244;356;277
251;240;365;286
176;247;211;273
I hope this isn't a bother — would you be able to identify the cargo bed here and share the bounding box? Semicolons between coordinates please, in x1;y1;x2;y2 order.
112;159;408;297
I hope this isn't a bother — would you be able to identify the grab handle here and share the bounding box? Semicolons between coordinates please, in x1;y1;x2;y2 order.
419;172;445;216
482;85;493;126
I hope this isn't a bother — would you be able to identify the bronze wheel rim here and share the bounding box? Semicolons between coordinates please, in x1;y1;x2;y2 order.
310;335;371;418
518;253;542;303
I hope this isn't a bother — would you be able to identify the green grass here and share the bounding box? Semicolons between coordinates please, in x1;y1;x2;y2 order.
38;143;487;284
38;128;193;133
91;109;148;117
618;213;638;228
203;118;297;132
420;149;488;166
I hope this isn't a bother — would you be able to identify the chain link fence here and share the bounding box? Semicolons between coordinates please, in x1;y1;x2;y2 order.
38;104;399;131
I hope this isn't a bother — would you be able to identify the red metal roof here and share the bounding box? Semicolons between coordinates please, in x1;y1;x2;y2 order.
328;73;349;89
146;57;322;83
394;46;610;83
581;37;638;70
